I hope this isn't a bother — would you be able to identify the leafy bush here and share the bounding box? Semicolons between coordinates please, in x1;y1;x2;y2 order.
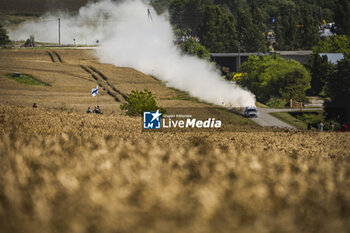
239;55;311;104
120;89;165;116
290;111;324;125
266;97;288;108
0;25;10;46
312;35;350;54
288;111;339;130
179;38;210;60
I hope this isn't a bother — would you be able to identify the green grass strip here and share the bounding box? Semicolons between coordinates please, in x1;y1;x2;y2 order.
269;112;307;130
6;74;49;86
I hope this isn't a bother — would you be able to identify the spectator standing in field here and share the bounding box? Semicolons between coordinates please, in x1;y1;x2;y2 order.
97;105;102;113
341;123;348;132
94;106;102;114
307;123;312;130
330;123;335;131
318;122;324;131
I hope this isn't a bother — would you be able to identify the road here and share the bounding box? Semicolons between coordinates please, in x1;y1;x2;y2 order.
250;107;323;129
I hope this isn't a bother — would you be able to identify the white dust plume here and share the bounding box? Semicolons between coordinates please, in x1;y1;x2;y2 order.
9;0;256;107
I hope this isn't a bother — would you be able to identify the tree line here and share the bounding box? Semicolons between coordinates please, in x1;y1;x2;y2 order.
151;0;350;53
308;36;350;124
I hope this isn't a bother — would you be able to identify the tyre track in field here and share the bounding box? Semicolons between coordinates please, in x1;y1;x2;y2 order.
88;66;128;101
88;65;128;101
46;51;55;62
80;65;122;103
39;52;125;102
46;51;63;63
53;51;63;63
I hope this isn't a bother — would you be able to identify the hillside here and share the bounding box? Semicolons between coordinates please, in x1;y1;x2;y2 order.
0;48;256;128
0;48;169;113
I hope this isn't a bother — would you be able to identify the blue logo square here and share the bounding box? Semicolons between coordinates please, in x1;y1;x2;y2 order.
143;110;161;129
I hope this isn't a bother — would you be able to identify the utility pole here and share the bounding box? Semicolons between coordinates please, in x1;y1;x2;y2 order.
237;42;241;72
58;18;61;45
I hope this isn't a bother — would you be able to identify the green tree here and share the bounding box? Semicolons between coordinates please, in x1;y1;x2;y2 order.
309;53;334;95
334;0;350;36
300;14;320;49
236;3;267;52
151;0;172;14
0;25;10;46
198;5;238;52
169;0;186;30
169;0;337;51
169;0;213;34
270;2;322;50
313;35;350;53
120;89;165;116
179;38;210;60
324;54;350;124
239;55;311;105
277;13;301;50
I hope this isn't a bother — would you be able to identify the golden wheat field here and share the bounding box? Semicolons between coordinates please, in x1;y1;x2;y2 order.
0;48;350;233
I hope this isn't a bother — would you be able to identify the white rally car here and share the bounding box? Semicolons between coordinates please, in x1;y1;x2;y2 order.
244;106;258;118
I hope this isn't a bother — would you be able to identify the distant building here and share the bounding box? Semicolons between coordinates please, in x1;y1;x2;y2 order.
210;52;267;74
277;50;312;64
